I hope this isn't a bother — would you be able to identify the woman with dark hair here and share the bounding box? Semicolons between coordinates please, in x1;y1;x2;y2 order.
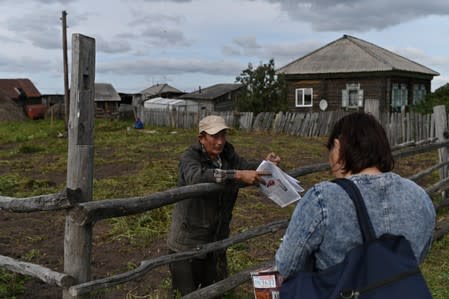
275;112;436;279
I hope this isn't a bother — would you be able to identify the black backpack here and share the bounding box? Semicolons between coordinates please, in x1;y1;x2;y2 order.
280;178;433;299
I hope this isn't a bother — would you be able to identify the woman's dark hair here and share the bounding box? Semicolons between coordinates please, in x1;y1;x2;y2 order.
326;112;394;174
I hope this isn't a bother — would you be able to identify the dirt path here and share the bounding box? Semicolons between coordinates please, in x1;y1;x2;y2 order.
1;208;172;298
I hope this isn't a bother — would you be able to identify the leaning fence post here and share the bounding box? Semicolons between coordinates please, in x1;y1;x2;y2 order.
63;33;96;299
433;105;449;202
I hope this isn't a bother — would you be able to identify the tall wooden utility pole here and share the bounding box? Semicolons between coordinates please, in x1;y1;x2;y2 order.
61;11;69;131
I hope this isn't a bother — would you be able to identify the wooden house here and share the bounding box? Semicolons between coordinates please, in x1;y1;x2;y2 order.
94;83;121;118
179;83;244;112
140;83;185;101
277;35;439;113
0;78;47;119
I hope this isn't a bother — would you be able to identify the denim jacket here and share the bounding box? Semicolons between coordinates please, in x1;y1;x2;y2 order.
275;172;436;278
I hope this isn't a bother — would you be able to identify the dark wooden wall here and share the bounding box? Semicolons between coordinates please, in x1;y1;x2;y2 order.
286;75;432;113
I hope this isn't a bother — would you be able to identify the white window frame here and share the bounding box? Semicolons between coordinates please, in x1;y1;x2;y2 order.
391;83;408;110
342;83;364;109
412;84;426;105
295;88;313;107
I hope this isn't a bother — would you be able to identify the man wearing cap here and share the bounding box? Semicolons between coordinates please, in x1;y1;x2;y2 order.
167;115;280;296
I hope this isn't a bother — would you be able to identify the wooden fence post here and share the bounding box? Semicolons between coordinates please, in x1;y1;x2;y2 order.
63;33;96;299
433;105;449;201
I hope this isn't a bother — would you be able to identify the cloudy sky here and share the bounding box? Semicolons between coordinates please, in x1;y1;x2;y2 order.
1;0;448;94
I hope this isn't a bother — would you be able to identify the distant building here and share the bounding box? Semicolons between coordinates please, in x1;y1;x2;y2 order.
140;83;185;100
94;83;121;118
277;35;439;113
41;94;64;106
41;93;65;120
0;78;47;119
129;83;185;120
179;83;244;112
118;92;142;120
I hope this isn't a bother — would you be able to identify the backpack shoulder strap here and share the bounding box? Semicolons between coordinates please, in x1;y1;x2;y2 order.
332;178;376;242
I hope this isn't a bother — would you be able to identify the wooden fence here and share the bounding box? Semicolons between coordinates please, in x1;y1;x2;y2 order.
141;108;441;146
1;34;449;298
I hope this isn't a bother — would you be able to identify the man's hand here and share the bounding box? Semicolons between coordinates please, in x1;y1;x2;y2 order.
266;152;281;165
235;170;271;185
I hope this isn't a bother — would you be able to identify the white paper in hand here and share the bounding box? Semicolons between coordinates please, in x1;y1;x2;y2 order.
256;160;303;207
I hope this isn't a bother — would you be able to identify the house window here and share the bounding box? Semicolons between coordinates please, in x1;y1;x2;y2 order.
391;83;408;111
295;88;313;107
412;84;426;105
342;83;363;108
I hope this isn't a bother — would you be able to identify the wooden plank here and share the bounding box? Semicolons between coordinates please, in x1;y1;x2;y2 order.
364;98;380;120
299;113;310;136
324;111;335;136
71;183;225;225
433;105;449;202
63;33;96;299
408;161;449;182
284;112;295;134
0;188;78;212
263;112;274;130
429;113;436;138
252;112;264;131
292;113;303;136
272;112;283;133
239;112;253;131
434;220;449;241
410;111;416;142
401;110;406;144
182;260;274;299
291;113;301;136
393;140;449;160
0;255;75;288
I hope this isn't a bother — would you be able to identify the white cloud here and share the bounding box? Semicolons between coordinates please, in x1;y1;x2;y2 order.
0;53;52;73
95;36;132;54
98;57;243;76
0;0;448;93
140;27;191;47
265;0;449;31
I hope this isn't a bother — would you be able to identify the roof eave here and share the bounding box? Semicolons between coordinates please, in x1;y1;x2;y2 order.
284;70;437;80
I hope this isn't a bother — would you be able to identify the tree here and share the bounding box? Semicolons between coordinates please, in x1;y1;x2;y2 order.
235;58;287;113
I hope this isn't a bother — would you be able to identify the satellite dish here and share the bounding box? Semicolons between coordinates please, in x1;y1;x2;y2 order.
319;99;328;111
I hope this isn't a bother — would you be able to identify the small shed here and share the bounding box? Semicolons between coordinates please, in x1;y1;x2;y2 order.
94;83;121;118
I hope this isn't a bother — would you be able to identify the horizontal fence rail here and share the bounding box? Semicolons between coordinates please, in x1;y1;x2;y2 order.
0;255;75;288
0;188;78;212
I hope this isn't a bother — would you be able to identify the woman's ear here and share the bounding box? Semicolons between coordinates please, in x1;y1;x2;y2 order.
333;138;343;166
329;138;345;177
333;138;340;154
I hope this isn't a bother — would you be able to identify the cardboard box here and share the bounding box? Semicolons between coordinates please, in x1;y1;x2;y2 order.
251;267;282;299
